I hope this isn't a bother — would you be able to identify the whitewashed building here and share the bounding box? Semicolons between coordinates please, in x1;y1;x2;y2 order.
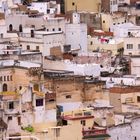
19;27;65;56
101;12;127;32
65;12;88;54
5;14;66;33
110;23;140;38
27;1;60;15
131;56;140;76
124;37;140;55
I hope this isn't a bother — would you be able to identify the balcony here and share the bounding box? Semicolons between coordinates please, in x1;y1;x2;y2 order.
4;109;20;115
82;127;110;139
61;110;94;120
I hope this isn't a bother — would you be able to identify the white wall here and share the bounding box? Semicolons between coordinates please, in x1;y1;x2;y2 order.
101;77;136;86
117;0;130;4
111;23;140;38
43;32;65;56
65;23;87;53
131;57;140;76
44;109;56;122
124;37;140;55
108;118;140;140
5;15;66;32
110;0;118;12
57;102;83;112
13;0;21;4
29;2;48;14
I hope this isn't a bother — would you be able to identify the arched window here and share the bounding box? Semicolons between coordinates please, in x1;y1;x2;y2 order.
31;30;34;37
19;24;23;32
9;24;13;31
19;86;22;90
3;83;8;91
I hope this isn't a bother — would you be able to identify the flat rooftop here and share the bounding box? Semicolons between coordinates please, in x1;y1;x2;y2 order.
0;60;41;68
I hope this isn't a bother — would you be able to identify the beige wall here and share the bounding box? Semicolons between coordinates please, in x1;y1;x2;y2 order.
88;36;123;55
13;68;39;90
65;0;101;12
43;59;66;70
101;13;126;31
22;117;94;140
45;78;106;103
0;67;39;92
121;92;140;107
109;93;122;113
0;68;15;92
110;92;140;113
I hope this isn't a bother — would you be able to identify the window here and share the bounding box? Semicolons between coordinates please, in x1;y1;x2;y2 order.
75;113;82;116
81;120;86;126
84;111;91;116
34;84;39;91
9;102;14;109
66;95;71;99
58;28;61;31
47;9;50;14
0;76;2;81
19;24;23;32
0;102;2;109
90;41;93;45
17;117;21;125
56;128;60;137
36;99;43;106
125;97;133;103
72;2;75;6
103;20;105;23
27;45;30;50
137;96;140;102
10;75;12;81
7;46;10;49
31;30;34;37
8;116;12;121
113;0;117;5
4;76;6;81
52;28;55;31
7;76;9;81
19;86;22;90
3;83;7;91
128;32;131;36
47;29;49;31
127;44;133;49
49;99;55;102
9;24;13;31
31;25;35;28
138;44;140;49
36;46;39;50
